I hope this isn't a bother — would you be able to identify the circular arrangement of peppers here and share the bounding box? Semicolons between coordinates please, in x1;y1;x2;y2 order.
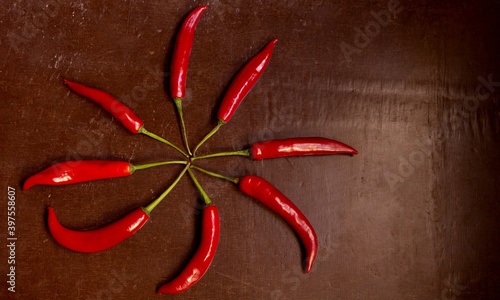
24;6;358;295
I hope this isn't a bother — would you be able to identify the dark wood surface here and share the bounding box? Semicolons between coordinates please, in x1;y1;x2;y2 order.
1;1;499;299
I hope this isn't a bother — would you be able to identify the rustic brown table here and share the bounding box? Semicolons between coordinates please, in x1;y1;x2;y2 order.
1;1;499;299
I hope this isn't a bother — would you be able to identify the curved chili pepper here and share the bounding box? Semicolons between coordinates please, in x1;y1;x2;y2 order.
238;175;317;273
64;80;144;133
157;204;220;294
45;164;188;253
170;5;207;99
23;160;132;190
47;206;149;253
217;39;278;123
250;137;358;159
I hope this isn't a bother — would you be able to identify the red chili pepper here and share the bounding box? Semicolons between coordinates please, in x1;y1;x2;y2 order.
64;80;144;133
170;5;207;99
217;39;278;123
250;137;358;159
193;137;358;160
157;204;220;294
23;161;132;190
238;175;318;273
47;206;149;253
46;164;188;253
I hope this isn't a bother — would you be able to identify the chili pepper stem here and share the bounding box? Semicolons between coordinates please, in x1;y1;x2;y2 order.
143;164;190;215
192;121;224;155
192;149;250;161
139;127;189;158
174;98;193;156
131;161;187;173
190;165;238;184
187;169;212;205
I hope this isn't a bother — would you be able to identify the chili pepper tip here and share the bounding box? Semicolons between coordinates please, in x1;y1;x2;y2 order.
63;79;74;86
22;180;33;191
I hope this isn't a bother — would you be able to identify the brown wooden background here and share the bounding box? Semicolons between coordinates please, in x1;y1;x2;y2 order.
1;0;499;299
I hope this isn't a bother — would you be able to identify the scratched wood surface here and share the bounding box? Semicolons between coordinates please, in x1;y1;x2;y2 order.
1;1;499;299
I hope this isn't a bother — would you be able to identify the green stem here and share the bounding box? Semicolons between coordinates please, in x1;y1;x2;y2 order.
192;149;250;161
131;161;187;172
143;164;190;214
190;165;238;184
139;127;189;158
192;121;224;155
174;98;192;156
187;169;212;205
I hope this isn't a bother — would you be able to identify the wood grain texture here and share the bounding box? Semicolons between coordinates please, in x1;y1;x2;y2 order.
1;0;499;299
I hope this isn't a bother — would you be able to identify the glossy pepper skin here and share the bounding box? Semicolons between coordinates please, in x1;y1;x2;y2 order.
157;205;220;294
217;39;278;123
47;206;149;253
250;137;358;160
238;175;318;273
170;5;207;99
23;161;132;190
65;80;144;133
